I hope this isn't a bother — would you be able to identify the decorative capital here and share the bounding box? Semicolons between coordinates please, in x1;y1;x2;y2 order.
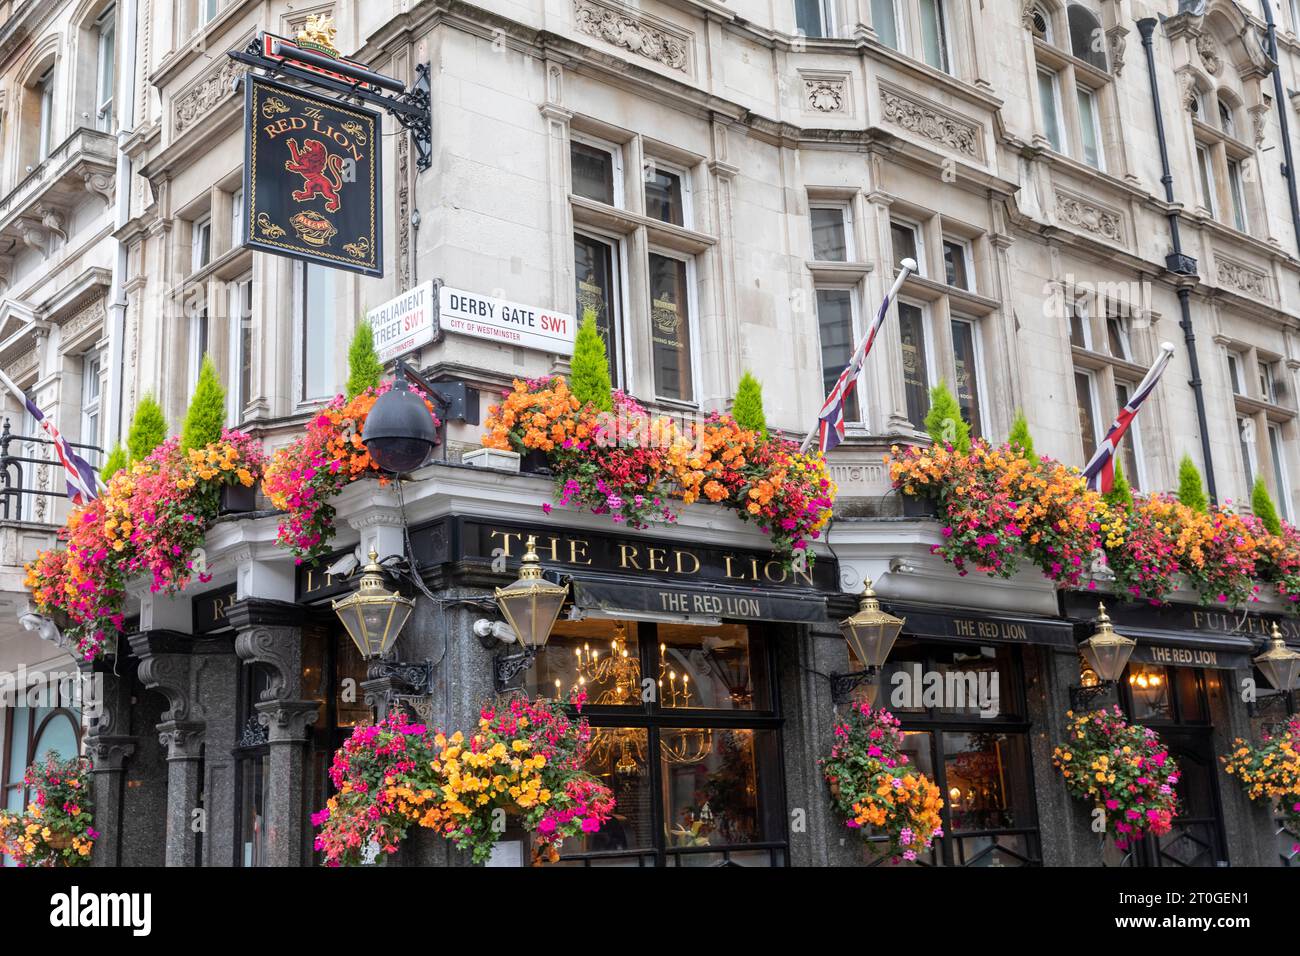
158;720;206;759
254;699;319;742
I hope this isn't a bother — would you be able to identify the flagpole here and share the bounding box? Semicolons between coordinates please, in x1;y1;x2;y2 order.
0;366;26;407
800;257;917;453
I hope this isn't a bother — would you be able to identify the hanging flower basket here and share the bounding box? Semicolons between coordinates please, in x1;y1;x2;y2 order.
820;702;945;863
1053;706;1180;852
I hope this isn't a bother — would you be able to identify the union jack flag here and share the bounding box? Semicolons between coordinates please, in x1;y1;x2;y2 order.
0;369;99;506
1081;344;1175;493
805;261;916;454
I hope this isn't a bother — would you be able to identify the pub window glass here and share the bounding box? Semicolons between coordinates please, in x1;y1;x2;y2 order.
1075;369;1099;462
950;318;983;438
571;139;619;207
531;618;644;706
644;163;687;227
1239;417;1257;489
234;663;274;867
1126;663;1171;721
555;620;786;866
810;205;850;261
655;623;771;712
814;288;860;422
574;232;623;388
898;301;931;430
648;252;694;402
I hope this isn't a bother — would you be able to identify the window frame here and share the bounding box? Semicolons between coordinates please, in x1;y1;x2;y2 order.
190;214;212;274
890;218;926;277
95;5;116;132
949;314;987;439
570;133;625;210
293;260;339;404
917;0;952;74
941;236;974;290
646;246;702;407
1226;157;1248;233
1074;366;1103;463
80;351;102;465
573;227;630;392
37;67;55;161
810;202;854;262
813;283;865;426
1037;66;1066;153
897;296;938;432
1114;379;1145;490
796;0;838;39
228;273;253;425
1075;83;1105;170
1268;422;1294;522
1239;415;1258;490
642;157;693;230
1196;142;1218;217
870;0;901;48
230;187;244;247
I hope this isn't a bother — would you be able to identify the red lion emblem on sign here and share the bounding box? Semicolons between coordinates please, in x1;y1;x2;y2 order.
284;138;345;213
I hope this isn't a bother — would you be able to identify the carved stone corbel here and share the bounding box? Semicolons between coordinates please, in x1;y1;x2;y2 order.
18;218;47;252
1107;25;1129;76
83;170;115;207
35;205;66;243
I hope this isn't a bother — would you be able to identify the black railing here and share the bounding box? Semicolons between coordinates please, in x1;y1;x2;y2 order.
0;417;102;521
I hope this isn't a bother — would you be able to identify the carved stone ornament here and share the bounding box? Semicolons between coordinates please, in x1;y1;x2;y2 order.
1196;33;1222;76
175;58;248;134
573;0;690;73
805;78;846;113
879;87;979;157
1055;190;1125;243
1107;26;1129;77
1215;257;1270;299
1020;0;1040;29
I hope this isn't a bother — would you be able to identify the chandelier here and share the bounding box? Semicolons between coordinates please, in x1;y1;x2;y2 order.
565;623;713;768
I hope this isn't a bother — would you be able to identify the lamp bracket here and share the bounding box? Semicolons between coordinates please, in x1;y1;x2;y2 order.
368;657;435;695
829;667;878;705
1246;693;1293;720
494;647;538;693
1069;681;1116;713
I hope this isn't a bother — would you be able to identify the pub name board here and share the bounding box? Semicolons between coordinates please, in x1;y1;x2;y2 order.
242;74;382;276
1063;591;1299;644
298;517;841;602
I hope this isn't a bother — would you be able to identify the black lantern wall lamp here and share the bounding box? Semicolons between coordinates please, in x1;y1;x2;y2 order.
1248;622;1300;719
828;579;905;704
1069;603;1137;712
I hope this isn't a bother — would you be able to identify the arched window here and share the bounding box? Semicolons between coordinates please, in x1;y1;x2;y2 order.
1030;3;1053;43
1067;4;1108;71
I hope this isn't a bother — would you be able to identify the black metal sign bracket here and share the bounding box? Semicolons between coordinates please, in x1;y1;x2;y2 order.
229;35;432;170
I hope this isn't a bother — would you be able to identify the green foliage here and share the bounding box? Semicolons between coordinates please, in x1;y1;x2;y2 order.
100;443;127;480
1251;477;1283;535
1007;409;1036;459
180;354;227;452
1177;454;1209;513
731;371;768;438
127;394;168;463
924;380;970;453
346;319;384;400
1103;458;1133;510
570;309;612;412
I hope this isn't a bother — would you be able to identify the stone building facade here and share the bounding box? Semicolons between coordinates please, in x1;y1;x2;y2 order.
1;0;1298;866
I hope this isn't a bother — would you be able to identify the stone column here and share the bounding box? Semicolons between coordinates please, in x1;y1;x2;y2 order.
228;599;319;868
131;630;204;868
780;617;864;867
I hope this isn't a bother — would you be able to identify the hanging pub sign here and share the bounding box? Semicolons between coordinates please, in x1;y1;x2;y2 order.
241;73;383;277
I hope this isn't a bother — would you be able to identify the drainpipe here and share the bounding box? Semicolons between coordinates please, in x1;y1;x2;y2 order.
1137;17;1219;504
1261;0;1300;256
105;0;139;447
